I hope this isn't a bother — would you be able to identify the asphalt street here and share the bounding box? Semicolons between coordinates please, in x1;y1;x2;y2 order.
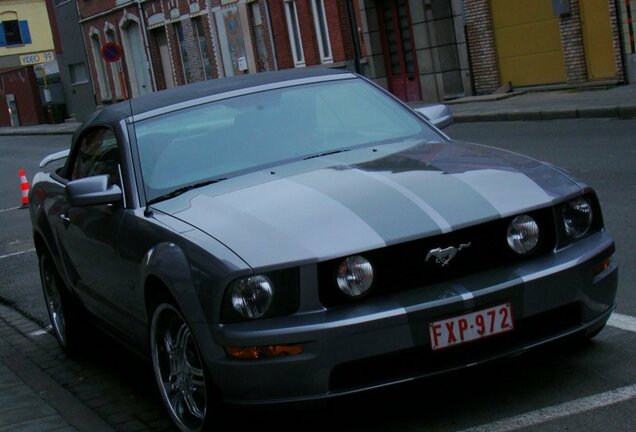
0;134;69;325
0;118;634;431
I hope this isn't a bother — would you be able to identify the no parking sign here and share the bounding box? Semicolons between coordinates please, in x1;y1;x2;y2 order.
100;42;123;63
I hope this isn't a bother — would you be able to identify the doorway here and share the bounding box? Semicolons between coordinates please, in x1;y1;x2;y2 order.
6;94;19;127
377;0;421;101
121;19;152;96
491;0;566;86
155;29;175;89
579;0;618;80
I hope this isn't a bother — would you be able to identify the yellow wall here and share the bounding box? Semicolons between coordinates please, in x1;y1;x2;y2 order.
0;0;54;57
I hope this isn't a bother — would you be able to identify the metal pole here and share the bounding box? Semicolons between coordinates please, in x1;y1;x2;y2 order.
118;60;129;99
137;0;157;91
346;0;362;74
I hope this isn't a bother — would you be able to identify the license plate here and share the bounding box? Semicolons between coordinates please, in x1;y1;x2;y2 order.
429;303;514;351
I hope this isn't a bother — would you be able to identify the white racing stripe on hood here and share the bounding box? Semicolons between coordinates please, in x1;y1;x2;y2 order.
356;169;453;233
454;169;554;217
187;178;386;267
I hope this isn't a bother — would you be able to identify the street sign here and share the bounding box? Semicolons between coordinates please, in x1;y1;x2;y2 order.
101;42;123;63
19;51;55;66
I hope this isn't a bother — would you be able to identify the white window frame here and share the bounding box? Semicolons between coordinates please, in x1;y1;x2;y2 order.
284;0;305;67
104;22;123;99
311;0;333;63
88;28;112;101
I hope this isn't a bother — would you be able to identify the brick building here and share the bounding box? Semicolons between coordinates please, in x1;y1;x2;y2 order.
268;0;365;70
76;0;375;106
359;0;471;102
57;1;636;116
464;0;626;94
77;0;360;104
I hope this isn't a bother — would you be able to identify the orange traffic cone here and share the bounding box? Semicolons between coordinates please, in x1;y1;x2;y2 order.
19;169;29;208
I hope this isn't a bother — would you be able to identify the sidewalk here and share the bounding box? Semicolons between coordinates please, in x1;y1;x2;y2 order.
0;122;80;136
0;302;175;431
446;82;636;123
0;303;114;432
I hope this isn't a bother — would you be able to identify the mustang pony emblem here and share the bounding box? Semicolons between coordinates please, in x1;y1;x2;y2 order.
426;243;472;267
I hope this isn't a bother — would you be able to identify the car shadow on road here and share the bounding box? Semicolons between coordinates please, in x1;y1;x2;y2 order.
38;319;621;431
227;337;612;431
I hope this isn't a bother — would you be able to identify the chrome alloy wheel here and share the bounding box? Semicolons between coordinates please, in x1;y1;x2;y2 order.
151;303;207;432
40;255;67;347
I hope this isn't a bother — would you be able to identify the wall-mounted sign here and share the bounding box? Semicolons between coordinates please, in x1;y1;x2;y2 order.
100;42;123;63
19;51;55;66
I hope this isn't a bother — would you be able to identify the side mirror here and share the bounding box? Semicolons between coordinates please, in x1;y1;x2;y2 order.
66;175;122;207
413;104;453;129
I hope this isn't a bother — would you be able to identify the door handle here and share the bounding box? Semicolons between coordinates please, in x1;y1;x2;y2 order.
59;214;70;224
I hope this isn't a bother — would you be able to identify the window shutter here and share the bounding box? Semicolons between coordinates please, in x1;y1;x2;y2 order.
19;20;31;44
0;23;6;47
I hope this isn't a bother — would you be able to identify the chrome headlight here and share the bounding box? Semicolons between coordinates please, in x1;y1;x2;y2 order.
336;255;374;297
229;275;273;319
562;197;593;239
507;214;540;254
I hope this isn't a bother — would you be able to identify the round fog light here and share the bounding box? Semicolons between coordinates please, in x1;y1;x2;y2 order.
563;197;593;238
230;275;273;319
336;255;374;297
507;215;540;254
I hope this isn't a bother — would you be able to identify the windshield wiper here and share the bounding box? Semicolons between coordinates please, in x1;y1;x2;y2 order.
303;149;350;160
146;178;227;207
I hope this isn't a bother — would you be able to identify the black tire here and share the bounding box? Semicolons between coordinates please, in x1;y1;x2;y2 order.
39;252;83;357
150;297;220;431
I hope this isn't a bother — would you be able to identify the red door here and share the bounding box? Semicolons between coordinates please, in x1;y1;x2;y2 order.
378;0;421;102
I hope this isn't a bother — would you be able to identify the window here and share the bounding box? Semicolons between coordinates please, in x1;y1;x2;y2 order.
174;21;191;84
105;26;122;98
0;20;31;46
284;1;305;67
89;31;112;100
135;79;437;201
69;62;88;84
71;128;121;186
311;0;332;63
193;18;213;80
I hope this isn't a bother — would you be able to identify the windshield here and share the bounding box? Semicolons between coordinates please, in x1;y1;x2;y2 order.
135;78;442;202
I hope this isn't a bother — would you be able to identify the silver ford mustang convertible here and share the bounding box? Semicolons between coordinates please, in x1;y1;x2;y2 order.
29;68;618;431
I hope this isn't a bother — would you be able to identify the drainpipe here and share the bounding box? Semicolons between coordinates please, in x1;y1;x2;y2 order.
264;0;279;71
76;0;98;106
137;0;157;91
346;0;362;74
616;0;630;83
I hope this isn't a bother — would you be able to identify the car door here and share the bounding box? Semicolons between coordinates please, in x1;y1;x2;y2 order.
53;127;130;330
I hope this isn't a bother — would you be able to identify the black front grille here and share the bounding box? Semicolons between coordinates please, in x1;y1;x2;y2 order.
329;303;581;392
319;207;557;307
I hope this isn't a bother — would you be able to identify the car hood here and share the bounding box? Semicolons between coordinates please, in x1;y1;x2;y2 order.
153;139;581;268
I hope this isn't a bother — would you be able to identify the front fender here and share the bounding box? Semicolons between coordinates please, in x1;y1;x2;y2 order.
140;241;204;322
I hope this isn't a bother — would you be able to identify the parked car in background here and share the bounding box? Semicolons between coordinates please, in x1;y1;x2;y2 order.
29;68;617;432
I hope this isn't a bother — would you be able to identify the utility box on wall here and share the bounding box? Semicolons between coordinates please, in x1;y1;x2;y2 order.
552;0;571;16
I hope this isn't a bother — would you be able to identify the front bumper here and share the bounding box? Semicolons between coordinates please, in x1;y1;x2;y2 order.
196;230;617;405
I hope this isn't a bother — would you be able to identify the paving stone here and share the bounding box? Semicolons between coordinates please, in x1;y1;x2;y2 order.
0;401;58;426
117;419;148;432
0;415;69;432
